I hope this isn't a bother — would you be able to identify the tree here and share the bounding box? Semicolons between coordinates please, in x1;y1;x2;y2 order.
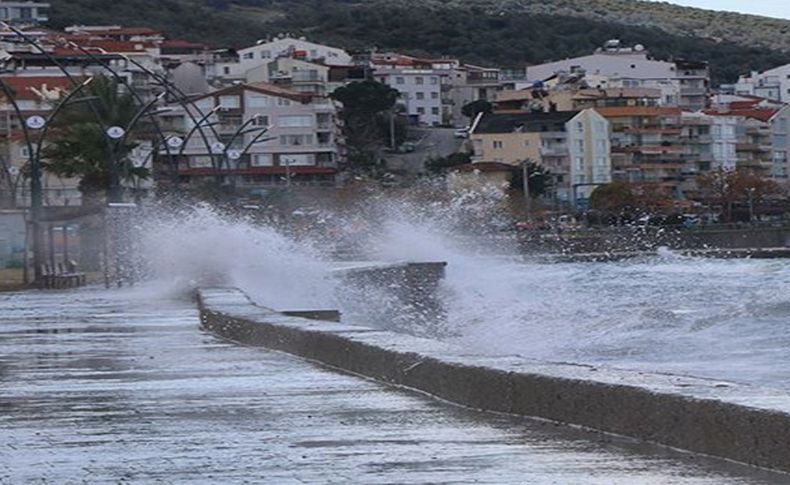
697;168;781;222
461;99;492;120
330;80;400;163
425;152;471;174
509;160;552;199
590;182;637;214
42;77;150;204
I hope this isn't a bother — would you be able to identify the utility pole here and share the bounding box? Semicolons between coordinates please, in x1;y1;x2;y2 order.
389;109;396;149
522;160;532;222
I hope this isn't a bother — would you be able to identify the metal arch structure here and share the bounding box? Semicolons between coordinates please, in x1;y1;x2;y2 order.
0;23;180;286
113;52;278;188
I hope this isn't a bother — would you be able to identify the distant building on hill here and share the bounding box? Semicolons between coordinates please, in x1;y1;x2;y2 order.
525;40;710;111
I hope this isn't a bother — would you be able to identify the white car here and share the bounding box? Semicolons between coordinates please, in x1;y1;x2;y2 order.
453;127;469;139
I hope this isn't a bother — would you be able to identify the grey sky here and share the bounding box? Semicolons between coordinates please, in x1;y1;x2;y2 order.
649;1;789;19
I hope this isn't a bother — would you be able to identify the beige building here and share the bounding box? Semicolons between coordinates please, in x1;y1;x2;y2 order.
162;82;343;189
469;109;611;205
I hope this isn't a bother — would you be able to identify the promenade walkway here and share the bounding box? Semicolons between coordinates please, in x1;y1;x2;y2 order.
0;287;785;483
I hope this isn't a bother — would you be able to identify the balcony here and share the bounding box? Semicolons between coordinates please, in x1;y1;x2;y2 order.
540;146;568;157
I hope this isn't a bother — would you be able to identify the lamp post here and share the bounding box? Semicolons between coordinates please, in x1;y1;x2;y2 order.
747;187;756;223
0;77;95;285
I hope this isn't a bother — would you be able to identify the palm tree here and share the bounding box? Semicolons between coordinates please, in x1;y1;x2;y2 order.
42;76;151;205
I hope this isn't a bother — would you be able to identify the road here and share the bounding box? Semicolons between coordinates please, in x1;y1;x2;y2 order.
0;287;786;483
384;127;464;175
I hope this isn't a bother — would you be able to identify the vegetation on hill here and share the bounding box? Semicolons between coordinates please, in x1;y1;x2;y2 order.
48;0;790;84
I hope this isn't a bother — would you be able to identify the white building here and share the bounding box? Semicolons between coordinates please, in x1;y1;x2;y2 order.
215;36;352;81
0;1;49;24
526;40;709;110
567;109;612;201
375;69;442;126
735;66;790;103
162;82;343;188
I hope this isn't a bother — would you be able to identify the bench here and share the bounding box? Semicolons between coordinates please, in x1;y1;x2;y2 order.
39;260;86;289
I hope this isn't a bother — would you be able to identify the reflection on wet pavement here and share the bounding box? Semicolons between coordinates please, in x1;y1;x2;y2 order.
0;288;786;483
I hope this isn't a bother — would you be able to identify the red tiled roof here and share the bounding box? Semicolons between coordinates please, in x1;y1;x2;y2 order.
161;39;207;50
59;39;157;53
704;108;779;122
189;82;313;103
0;76;79;100
595;106;683;117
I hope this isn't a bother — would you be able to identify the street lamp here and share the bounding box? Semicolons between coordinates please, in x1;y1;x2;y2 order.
0;76;95;286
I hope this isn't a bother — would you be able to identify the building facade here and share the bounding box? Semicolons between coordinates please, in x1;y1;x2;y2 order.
164;83;343;189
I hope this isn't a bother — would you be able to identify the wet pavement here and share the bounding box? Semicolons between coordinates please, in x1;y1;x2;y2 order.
0;288;787;484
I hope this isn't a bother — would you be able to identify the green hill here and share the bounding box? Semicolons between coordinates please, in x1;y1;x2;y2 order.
47;0;790;84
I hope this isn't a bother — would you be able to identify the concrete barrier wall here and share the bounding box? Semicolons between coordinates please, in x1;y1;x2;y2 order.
198;287;790;474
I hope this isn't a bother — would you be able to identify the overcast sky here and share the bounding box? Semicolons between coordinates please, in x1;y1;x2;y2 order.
649;1;789;19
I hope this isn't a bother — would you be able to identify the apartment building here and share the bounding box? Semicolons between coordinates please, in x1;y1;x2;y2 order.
525;40;710;110
0;75;83;207
468;109;611;204
0;1;49;25
595;106;688;195
734;65;790;103
163;82;343;189
375;68;442;126
215;36;352;81
445;64;500;126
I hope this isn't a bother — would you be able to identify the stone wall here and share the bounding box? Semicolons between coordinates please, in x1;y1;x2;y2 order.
198;287;790;474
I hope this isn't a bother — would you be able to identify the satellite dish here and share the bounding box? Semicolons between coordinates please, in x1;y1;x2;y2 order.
25;115;45;130
106;126;125;139
211;142;226;153
634;44;645;52
227;149;242;161
7;166;19;176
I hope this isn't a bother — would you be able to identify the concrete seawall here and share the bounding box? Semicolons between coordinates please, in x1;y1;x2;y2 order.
198;287;790;474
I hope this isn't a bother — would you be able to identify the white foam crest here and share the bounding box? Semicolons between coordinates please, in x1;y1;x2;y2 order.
136;204;334;309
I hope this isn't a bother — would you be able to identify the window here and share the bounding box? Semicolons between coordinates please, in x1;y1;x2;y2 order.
223;66;230;75
431;107;439;115
415;77;424;85
575;157;584;170
261;50;271;59
431;92;439;99
190;156;213;168
493;140;503;149
430;77;438;85
417;107;425;114
278;115;312;127
252;154;273;166
219;95;240;109
247;95;269;108
576;121;584;132
396;77;405;85
277;98;291;106
20;146;29;157
280;153;315;166
576;139;584;151
416;92;425;100
252;115;269;127
279;134;314;146
243;52;254;60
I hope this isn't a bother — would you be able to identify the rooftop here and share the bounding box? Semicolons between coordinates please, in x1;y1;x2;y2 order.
473;111;580;134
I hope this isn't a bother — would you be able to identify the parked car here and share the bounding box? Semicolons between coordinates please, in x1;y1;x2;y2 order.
453;127;469;139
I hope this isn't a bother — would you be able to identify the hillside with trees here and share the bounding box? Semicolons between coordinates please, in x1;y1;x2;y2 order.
48;0;790;84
